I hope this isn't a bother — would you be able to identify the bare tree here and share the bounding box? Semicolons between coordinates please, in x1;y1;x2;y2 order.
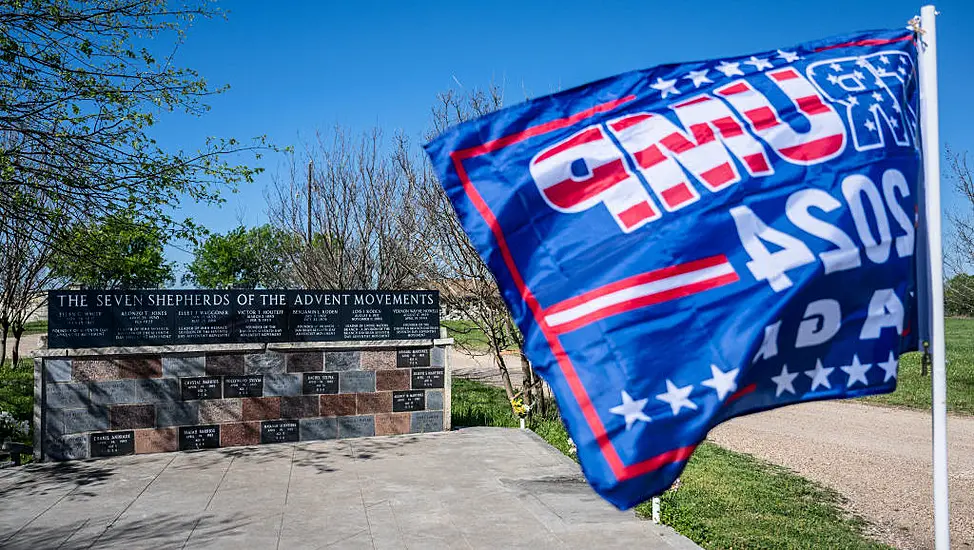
396;85;547;417
0;189;64;366
266;128;428;290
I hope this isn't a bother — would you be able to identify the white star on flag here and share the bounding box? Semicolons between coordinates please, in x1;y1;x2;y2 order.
656;380;698;416
830;62;843;71
701;364;739;400
651;77;680;98
609;391;651;430
683;69;712;88
880;54;890;64
777;49;800;63
746;56;773;71
715;61;744;77
770;364;799;397
872;91;884;102
865;119;877;132
878;351;899;382
804;359;835;391
847;95;859;106
840;355;872;387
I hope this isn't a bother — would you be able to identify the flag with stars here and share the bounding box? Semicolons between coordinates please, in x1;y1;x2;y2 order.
424;28;922;509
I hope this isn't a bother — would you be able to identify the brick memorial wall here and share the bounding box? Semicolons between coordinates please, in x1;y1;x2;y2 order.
34;290;450;461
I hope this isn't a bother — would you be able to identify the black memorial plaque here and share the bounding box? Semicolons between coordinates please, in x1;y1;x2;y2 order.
396;348;431;368
302;372;339;395
392;390;426;412
223;375;264;398
261;420;299;444
48;290;439;348
179;425;220;450
89;431;135;457
411;368;445;389
181;377;222;401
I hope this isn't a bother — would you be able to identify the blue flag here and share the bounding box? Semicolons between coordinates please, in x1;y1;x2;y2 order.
424;29;922;509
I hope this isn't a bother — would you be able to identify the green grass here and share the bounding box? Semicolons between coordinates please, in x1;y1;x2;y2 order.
651;444;889;549
452;376;888;550
442;320;491;351
863;317;974;414
0;359;34;445
22;320;47;335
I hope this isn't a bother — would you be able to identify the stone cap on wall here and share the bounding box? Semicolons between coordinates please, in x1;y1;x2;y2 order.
32;338;455;358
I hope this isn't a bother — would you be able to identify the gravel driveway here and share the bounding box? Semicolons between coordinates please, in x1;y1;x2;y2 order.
710;401;973;549
452;350;974;549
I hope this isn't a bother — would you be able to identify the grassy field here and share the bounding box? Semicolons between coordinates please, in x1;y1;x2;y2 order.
442;320;491;351
452;376;889;550
863;317;974;414
22;320;47;335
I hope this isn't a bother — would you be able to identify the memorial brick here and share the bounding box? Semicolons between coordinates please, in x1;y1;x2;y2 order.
180;377;222;401
260;419;299;444
90;431;135;457
223;375;264;398
302;372;338;395
392;390;425;412
411;368;445;389
396;349;431;368
179;425;220;451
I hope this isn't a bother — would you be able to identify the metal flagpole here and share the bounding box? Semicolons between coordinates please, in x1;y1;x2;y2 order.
917;5;950;549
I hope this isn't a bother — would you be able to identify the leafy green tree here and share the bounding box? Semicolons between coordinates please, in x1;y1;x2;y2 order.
945;273;974;317
0;0;266;251
50;211;174;289
183;224;289;289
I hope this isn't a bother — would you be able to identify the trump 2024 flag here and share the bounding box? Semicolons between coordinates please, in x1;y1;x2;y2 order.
424;28;921;509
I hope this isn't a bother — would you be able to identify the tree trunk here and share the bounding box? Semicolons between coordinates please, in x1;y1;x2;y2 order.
0;322;8;368
494;352;517;405
519;353;533;419
11;328;23;368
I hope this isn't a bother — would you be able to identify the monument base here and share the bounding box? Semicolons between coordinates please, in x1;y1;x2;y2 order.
33;339;452;461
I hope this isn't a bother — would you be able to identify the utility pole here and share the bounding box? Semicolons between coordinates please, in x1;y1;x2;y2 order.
307;160;313;243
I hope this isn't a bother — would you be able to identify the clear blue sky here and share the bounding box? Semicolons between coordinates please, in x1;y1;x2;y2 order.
153;0;974;268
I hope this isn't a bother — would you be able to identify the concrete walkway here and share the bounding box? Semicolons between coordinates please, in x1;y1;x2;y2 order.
0;428;697;549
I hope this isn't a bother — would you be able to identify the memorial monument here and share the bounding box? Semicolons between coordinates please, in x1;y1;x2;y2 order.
33;289;450;460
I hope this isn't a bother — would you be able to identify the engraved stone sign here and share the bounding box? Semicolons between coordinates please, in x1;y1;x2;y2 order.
396;348;431;368
89;431;135;457
392;390;425;412
48;290;439;348
302;372;339;395
180;377;222;401
179;425;220;450
261;419;299;444
411;368;445;389
223;375;264;398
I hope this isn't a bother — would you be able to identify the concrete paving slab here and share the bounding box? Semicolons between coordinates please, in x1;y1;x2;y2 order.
0;427;697;549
